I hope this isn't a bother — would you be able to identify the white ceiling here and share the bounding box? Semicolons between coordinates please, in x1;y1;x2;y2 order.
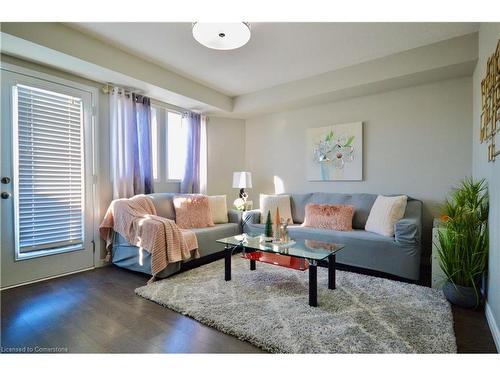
68;22;479;97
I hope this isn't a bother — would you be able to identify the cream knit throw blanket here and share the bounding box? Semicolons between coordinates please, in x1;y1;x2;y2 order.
99;195;199;279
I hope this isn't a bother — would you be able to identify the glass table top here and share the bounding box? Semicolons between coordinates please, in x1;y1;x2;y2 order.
216;234;345;261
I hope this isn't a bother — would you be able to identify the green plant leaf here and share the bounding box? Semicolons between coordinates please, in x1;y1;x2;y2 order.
436;177;488;295
325;130;334;142
344;136;355;146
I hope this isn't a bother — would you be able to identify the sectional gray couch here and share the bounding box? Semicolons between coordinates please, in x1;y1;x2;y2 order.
110;193;242;278
242;193;423;281
110;192;423;282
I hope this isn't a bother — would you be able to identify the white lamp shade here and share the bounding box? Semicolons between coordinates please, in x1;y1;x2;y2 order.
232;172;252;189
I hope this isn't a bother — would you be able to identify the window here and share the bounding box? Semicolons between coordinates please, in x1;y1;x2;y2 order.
151;107;159;180
167;111;186;180
13;84;85;256
150;106;187;182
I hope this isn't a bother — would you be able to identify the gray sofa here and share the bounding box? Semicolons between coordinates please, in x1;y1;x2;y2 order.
111;193;242;278
242;192;423;281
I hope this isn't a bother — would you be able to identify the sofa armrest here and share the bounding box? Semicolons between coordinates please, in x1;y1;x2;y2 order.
228;209;243;224
395;200;422;245
395;219;420;244
242;209;261;225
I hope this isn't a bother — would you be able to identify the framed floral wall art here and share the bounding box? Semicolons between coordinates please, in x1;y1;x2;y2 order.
306;122;363;181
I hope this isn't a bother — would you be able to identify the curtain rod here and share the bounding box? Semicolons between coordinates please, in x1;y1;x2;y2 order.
101;83;144;95
150;98;188;114
102;83;206;117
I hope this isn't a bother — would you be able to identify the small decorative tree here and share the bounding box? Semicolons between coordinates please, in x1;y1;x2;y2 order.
264;210;273;238
274;207;281;241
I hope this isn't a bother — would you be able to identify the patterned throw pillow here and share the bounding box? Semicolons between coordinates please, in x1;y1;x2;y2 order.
365;195;408;236
302;204;355;231
259;194;294;224
173;195;215;229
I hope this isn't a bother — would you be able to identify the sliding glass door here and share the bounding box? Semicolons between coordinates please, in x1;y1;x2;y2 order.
1;68;95;288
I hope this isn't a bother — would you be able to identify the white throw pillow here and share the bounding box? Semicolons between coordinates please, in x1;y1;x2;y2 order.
365;195;408;236
208;195;228;224
259;194;294;224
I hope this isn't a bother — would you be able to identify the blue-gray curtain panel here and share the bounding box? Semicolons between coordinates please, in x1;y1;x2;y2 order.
180;112;201;194
133;94;153;195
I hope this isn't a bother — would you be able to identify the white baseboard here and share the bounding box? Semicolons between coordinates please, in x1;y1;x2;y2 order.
485;302;500;353
0;267;94;291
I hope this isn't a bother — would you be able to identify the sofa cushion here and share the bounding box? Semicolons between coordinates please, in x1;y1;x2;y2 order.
365;195;408;236
259;194;293;224
302;203;354;231
208;195;228;224
190;223;241;257
242;222;421;280
289;193;313;224
149;193;176;220
174;195;215;229
290;226;396;244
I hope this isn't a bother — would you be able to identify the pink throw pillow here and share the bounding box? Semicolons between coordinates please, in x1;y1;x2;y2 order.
302;203;354;231
173;195;215;229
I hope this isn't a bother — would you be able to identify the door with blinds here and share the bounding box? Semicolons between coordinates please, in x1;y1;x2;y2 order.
1;68;95;288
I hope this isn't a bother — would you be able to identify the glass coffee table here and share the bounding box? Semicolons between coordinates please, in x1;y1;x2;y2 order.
216;234;346;307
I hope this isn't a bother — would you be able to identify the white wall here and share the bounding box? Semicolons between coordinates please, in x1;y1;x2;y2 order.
245;77;473;254
472;23;500;351
206;116;246;203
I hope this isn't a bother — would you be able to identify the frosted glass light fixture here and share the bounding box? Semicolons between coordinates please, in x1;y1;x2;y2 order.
192;23;251;50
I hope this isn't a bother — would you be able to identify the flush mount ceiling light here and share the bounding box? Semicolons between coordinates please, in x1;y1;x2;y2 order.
192;22;251;50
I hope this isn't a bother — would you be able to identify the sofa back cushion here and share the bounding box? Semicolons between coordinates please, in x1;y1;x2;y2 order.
289;193;377;229
148;193;176;220
259;194;293;224
174;195;215;229
302;204;355;231
289;193;313;226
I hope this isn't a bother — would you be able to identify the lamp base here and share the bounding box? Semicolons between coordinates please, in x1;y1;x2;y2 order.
239;188;246;199
238;189;249;211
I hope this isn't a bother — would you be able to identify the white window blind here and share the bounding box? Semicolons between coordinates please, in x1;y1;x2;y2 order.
13;84;85;254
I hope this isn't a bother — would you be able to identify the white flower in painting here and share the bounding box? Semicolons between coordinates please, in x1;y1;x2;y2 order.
313;130;355;170
332;145;354;169
313;140;333;162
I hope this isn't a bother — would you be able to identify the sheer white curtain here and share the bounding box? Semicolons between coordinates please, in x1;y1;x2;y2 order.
109;88;154;199
110;88;135;199
200;115;208;194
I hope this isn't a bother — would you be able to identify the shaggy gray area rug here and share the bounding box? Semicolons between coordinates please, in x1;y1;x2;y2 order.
135;256;456;353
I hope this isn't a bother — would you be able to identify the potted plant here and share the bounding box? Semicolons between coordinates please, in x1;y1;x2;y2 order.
437;178;489;308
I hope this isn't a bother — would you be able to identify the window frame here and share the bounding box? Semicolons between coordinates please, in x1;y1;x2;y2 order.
150;103;186;184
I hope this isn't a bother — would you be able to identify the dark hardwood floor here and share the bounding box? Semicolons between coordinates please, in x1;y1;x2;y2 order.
1;265;497;353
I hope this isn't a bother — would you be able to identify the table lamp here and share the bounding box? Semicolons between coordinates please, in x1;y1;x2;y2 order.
232;171;252;204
